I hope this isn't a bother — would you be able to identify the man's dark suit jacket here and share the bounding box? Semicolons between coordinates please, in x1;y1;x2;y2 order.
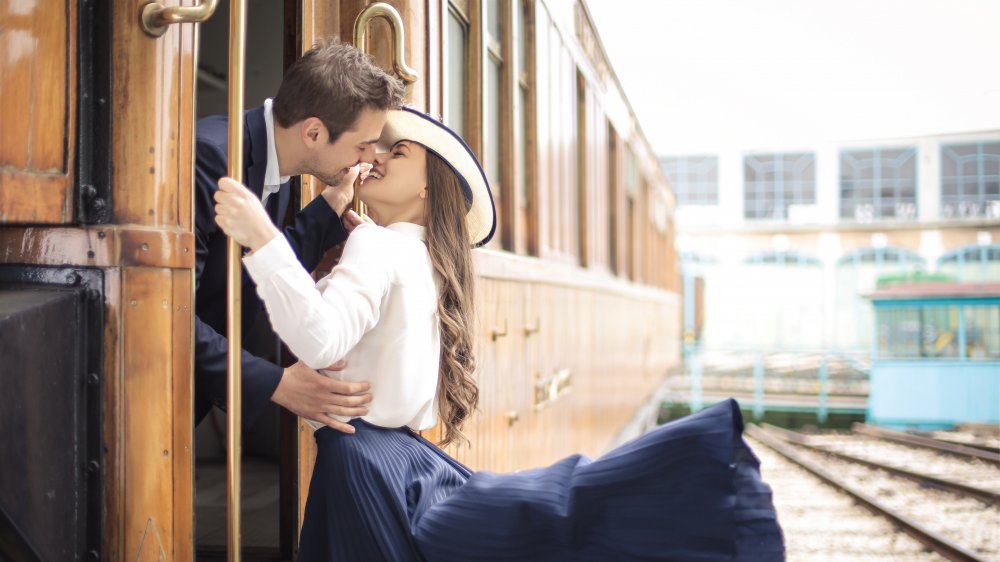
194;106;348;427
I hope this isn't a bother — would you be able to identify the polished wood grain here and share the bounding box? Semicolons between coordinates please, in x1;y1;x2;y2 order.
111;0;196;228
101;271;124;559
0;226;194;269
122;267;177;561
0;0;75;224
427;250;681;471
103;2;199;560
172;269;194;558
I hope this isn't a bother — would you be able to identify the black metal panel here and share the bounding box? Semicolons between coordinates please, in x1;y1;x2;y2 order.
76;0;112;224
0;266;103;562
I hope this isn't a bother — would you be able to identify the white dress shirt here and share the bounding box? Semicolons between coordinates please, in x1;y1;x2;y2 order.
244;222;441;431
262;98;290;206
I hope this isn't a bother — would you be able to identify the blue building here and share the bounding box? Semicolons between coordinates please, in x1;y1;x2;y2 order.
867;282;1000;428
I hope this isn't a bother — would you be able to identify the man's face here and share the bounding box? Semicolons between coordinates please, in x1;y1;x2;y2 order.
303;107;388;186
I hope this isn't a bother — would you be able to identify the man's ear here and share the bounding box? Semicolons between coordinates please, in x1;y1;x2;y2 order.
300;117;325;147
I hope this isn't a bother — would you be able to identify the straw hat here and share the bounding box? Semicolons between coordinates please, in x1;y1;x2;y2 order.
378;107;496;247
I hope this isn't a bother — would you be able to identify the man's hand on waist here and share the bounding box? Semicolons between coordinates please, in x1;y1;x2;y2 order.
270;360;372;434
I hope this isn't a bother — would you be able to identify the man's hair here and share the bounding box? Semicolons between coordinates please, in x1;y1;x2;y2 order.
272;39;405;142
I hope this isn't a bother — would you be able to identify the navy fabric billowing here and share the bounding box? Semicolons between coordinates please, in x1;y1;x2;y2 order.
298;399;785;561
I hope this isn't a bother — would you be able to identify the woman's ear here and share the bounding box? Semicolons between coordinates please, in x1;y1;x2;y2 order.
419;187;428;200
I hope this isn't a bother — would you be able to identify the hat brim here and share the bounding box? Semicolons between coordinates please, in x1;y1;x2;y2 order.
378;107;496;248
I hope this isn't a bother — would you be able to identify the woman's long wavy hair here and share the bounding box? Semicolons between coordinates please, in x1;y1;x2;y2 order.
424;152;479;447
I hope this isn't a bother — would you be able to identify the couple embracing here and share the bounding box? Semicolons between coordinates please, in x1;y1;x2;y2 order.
197;40;785;561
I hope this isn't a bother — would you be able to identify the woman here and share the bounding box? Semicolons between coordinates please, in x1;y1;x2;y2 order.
215;107;785;561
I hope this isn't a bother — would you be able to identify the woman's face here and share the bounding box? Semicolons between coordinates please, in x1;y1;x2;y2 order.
360;141;429;222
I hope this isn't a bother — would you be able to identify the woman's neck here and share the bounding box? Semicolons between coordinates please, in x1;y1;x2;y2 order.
368;204;426;228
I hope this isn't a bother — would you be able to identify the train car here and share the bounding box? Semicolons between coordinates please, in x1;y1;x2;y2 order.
0;0;679;559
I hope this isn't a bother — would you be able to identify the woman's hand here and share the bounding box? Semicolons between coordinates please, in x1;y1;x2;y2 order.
214;177;281;251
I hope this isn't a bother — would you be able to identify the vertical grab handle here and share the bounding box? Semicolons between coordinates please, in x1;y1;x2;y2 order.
224;1;248;561
351;2;420;217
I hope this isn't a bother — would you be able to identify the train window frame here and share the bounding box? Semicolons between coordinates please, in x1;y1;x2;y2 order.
481;0;513;251
514;0;538;257
531;4;580;266
445;1;475;143
607;124;621;274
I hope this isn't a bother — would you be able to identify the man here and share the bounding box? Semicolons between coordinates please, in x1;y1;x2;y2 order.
194;41;404;432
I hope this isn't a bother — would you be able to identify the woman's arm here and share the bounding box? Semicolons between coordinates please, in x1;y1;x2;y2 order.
241;225;390;370
214;177;390;369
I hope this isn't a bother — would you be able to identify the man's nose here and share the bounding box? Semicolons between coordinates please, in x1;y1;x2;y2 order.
360;144;378;164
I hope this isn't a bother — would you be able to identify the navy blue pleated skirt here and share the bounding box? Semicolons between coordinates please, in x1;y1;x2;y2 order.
298;399;784;561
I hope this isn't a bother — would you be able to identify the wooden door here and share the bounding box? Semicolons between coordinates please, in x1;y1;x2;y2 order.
107;3;199;560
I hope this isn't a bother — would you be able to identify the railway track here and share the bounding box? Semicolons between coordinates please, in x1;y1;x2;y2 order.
910;429;1000;455
747;433;948;561
747;425;1000;562
852;423;1000;466
759;424;1000;505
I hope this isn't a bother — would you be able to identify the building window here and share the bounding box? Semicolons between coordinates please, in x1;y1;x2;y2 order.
938;244;1000;282
445;5;469;139
743;153;816;220
660;156;719;206
940;141;1000;219
840;147;917;221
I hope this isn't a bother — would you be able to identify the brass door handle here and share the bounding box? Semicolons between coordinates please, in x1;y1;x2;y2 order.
491;318;509;341
141;0;219;37
506;410;520;426
353;3;420;88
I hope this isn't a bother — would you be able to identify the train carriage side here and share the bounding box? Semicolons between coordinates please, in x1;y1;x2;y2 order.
0;0;679;559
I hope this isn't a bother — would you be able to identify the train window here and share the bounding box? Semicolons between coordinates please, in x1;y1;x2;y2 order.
515;0;537;256
565;50;580;263
483;0;506;250
446;5;469;138
541;35;580;263
625;149;638;280
608;125;620;273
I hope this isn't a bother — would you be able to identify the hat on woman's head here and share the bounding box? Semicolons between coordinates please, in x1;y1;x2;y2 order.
378;107;496;248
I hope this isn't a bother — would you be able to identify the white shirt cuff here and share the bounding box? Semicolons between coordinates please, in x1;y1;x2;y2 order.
243;234;297;284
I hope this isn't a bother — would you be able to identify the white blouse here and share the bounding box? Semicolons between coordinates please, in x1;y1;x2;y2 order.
243;222;441;431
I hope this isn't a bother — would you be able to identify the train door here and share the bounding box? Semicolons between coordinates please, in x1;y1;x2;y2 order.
190;1;429;560
191;3;293;559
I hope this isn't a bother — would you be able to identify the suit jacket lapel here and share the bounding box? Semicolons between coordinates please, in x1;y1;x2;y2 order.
244;106;268;199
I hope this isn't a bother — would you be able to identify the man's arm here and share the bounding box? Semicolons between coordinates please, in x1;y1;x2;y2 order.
195;318;371;433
